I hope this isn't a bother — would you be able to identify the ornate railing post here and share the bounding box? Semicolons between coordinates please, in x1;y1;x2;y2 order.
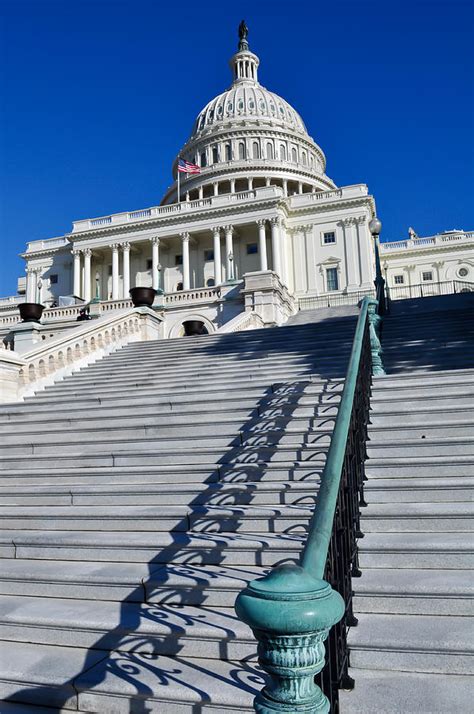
236;564;344;713
367;297;385;375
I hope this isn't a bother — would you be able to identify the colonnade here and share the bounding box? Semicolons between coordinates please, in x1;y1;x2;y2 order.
70;217;287;301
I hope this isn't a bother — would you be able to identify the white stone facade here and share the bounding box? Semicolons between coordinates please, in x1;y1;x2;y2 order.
2;30;472;338
380;229;473;298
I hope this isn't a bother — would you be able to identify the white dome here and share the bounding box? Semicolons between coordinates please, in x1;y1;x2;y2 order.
191;83;308;139
161;26;336;204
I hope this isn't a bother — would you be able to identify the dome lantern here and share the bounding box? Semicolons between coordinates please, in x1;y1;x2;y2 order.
229;20;259;83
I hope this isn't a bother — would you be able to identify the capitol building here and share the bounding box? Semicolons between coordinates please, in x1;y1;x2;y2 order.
0;24;472;341
0;21;472;714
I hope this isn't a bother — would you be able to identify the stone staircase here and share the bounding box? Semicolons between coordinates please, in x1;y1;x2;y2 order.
0;308;358;712
341;293;474;713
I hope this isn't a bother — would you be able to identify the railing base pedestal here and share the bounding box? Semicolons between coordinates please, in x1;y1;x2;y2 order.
235;564;344;714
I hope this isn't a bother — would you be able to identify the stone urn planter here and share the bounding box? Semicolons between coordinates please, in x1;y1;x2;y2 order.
129;287;157;307
183;320;208;336
18;303;44;323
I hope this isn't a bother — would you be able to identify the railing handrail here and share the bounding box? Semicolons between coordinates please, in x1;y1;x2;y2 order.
301;295;371;577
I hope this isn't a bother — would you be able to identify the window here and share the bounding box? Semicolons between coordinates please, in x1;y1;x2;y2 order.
394;275;404;285
200;152;207;167
422;271;433;281
280;145;286;161
146;259;153;271
238;142;246;160
108;265;112;276
212;146;219;163
204;249;214;262
175;254;183;266
50;274;58;284
206;278;215;287
252;141;260;159
291;147;298;163
323;232;336;245
176;282;183;292
326;267;339;292
458;267;469;277
302;151;307;165
246;243;258;255
225;143;232;161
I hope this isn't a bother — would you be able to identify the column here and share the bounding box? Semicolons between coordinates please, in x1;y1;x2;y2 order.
83;248;92;302
151;237;160;291
213;182;219;196
266;177;271;187
111;244;120;300
198;187;204;200
298;182;303;194
224;226;234;280
248;177;253;190
72;250;81;297
279;221;288;288
213;227;222;285
341;219;359;290
26;268;37;302
230;179;236;193
282;179;288;197
257;220;268;271
122;242;130;298
355;216;373;288
181;233;190;290
270;217;282;278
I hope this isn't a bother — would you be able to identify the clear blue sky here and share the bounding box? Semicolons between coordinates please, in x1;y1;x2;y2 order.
0;0;473;295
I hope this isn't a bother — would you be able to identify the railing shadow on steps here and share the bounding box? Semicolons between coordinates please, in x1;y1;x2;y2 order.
3;311;363;712
235;296;383;713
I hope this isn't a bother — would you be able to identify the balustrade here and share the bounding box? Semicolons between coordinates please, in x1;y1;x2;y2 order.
235;296;383;712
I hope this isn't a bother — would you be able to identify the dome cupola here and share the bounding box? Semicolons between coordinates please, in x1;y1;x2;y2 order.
161;23;336;205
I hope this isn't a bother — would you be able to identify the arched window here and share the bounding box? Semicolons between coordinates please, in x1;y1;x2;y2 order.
266;142;274;160
302;151;307;165
280;144;286;161
206;278;215;287
176;282;183;292
252;141;260;159
239;142;246;160
212;146;219;163
200;151;207;167
225;143;232;161
291;147;298;163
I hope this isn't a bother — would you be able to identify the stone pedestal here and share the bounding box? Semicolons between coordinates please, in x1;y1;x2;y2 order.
0;350;26;403
10;322;44;355
241;271;296;326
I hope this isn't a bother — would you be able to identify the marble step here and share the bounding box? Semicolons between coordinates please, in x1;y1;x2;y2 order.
359;501;474;531
0;529;304;565
0;641;257;712
363;477;474;502
0;596;256;659
0;444;332;468
0;462;326;487
370;407;474;425
0;479;320;507
339;669;472;714
368;422;474;441
0;503;313;534
347;613;474;674
373;367;474;387
0;399;341;421
358;532;474;569
352;568;473;615
365;458;474;478
366;438;474;458
0;560;265;606
0;413;338;435
370;393;474;409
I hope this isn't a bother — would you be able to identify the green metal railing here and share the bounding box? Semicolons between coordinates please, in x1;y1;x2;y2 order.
235;296;384;713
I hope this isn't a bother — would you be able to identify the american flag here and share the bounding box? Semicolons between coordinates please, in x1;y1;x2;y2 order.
178;158;201;174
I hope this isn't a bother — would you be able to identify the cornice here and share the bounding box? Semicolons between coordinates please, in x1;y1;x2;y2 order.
67;196;289;243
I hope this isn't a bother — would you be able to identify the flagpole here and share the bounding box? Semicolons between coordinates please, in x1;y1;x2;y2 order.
177;157;181;205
